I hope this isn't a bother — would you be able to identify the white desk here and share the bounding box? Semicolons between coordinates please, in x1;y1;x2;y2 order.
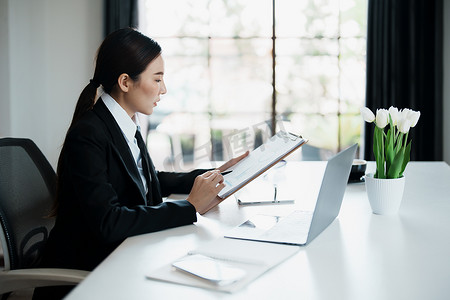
65;162;450;300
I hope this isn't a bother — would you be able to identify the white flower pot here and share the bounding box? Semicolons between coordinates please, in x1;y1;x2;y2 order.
365;173;405;215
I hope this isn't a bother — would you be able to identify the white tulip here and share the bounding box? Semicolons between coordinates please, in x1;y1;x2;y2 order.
407;109;421;127
375;109;389;128
360;107;375;123
397;117;412;133
388;106;400;125
400;108;410;120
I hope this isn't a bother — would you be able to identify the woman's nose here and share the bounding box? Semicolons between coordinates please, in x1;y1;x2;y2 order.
160;80;167;95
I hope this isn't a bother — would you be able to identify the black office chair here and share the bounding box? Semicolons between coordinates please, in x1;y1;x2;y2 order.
0;138;88;298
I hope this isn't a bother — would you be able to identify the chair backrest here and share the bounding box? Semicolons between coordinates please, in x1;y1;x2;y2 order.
0;138;56;271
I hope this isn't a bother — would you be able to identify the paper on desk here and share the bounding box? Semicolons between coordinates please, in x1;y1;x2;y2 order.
146;237;299;293
172;254;246;285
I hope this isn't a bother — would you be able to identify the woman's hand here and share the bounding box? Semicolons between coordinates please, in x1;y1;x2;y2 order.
187;170;225;214
187;152;249;215
216;151;249;172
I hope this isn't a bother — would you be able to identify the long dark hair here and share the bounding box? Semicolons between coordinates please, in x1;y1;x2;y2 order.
50;28;162;216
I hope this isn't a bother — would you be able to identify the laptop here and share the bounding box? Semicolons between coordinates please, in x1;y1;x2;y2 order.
224;144;357;246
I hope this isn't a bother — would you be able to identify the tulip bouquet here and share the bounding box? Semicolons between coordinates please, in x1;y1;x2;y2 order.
360;107;420;179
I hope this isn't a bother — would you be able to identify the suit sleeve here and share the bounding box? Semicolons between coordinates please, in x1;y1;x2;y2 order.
63;122;197;245
157;169;211;197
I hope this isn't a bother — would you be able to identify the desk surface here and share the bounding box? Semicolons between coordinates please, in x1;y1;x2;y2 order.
66;162;450;300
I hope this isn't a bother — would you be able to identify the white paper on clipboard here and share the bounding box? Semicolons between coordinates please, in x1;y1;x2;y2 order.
218;131;307;199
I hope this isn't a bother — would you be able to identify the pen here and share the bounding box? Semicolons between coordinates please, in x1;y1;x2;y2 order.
237;199;295;205
221;170;233;176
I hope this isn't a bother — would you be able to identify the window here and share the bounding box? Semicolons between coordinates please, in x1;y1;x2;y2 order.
139;0;367;171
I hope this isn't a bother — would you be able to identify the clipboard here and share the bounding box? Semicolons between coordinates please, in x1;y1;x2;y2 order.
218;131;307;199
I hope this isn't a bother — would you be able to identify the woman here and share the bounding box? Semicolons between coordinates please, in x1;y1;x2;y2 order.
33;28;247;299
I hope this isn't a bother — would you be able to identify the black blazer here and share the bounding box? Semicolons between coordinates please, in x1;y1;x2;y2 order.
41;99;206;271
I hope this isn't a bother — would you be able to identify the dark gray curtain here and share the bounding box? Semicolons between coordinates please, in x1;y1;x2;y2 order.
104;0;138;36
364;0;443;161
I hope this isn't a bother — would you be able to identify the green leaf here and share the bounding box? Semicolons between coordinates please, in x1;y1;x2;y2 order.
385;128;395;176
395;132;404;155
399;140;411;177
374;127;385;179
380;130;385;178
387;147;404;179
373;126;379;178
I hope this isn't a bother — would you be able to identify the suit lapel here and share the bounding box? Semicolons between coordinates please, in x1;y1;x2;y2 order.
93;99;147;202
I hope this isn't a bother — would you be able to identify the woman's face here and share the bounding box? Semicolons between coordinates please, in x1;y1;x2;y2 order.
124;55;167;116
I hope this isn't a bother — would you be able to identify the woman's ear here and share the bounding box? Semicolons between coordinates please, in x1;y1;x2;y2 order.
117;73;131;92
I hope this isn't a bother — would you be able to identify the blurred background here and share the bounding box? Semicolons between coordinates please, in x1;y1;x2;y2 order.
1;0;449;172
139;0;367;171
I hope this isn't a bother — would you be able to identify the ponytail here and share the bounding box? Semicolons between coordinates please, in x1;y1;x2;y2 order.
69;80;99;130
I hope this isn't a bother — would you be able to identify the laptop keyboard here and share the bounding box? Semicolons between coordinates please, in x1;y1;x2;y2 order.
261;210;313;241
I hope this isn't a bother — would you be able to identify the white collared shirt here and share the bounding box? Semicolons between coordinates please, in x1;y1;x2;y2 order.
102;93;148;194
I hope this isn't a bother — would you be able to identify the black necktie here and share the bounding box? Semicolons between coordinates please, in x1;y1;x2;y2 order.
135;129;152;204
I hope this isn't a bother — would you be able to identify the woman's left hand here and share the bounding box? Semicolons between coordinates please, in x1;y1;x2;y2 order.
216;151;249;172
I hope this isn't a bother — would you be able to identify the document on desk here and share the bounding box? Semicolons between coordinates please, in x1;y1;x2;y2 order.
146;237;299;293
218;131;307;199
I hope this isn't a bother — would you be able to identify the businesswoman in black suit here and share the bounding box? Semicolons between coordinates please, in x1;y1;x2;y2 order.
33;28;247;299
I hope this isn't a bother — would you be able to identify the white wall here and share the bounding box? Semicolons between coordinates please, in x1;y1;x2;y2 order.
444;0;450;164
0;0;102;168
0;0;11;136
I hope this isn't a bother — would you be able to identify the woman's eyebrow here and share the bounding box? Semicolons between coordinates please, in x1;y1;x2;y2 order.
154;71;164;75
